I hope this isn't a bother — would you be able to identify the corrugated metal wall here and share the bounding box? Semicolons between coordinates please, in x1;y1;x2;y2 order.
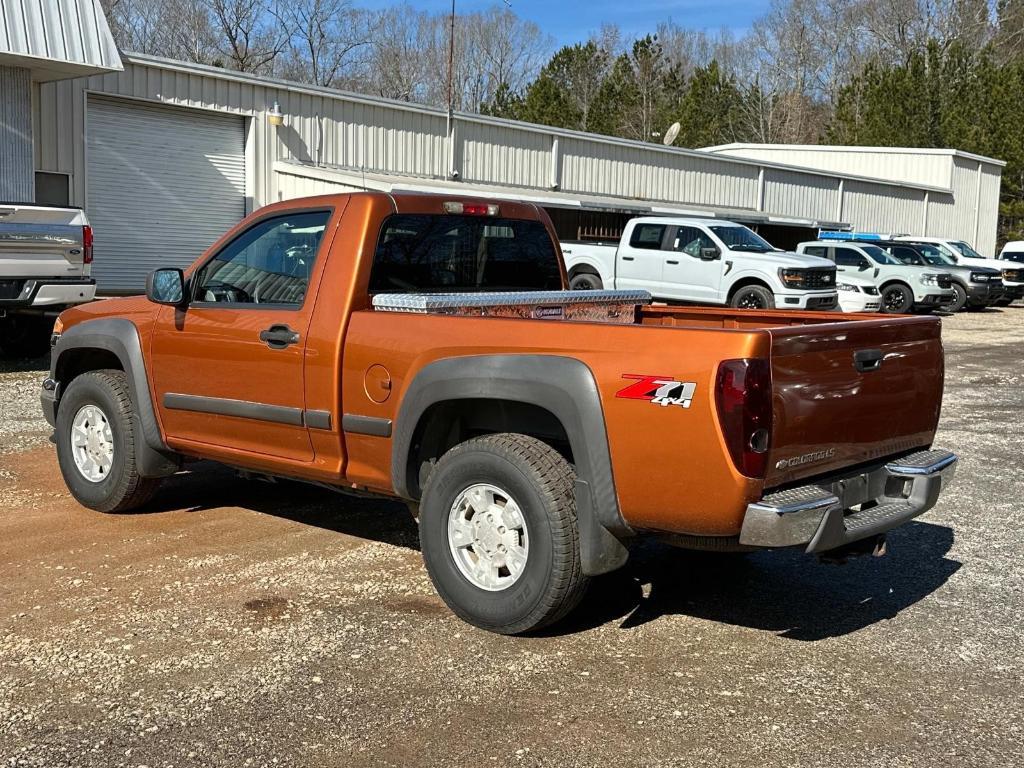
0;65;34;202
0;0;121;72
763;168;839;221
33;54;999;249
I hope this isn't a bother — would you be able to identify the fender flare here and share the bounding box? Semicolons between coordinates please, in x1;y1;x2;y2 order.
50;318;179;477
392;354;632;575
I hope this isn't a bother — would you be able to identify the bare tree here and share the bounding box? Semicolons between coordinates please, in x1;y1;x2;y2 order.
205;0;288;73
276;0;372;87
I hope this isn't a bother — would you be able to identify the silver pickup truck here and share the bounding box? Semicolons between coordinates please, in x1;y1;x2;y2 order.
0;204;95;358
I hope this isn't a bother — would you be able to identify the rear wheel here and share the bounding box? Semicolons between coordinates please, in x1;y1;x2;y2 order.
880;284;914;313
730;285;775;310
418;433;589;634
55;370;162;513
569;271;603;291
947;283;968;313
0;315;52;359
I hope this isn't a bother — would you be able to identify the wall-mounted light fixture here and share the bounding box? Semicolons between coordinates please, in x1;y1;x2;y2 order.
267;101;284;127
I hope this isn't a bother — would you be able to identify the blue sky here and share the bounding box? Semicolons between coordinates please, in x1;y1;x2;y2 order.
364;1;771;45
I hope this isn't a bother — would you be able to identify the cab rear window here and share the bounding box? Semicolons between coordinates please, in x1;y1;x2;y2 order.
369;214;562;293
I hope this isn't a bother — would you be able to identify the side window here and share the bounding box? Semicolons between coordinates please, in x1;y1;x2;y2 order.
629;224;667;250
674;226;715;257
193;211;331;306
835;247;866;267
803;246;828;258
888;246;918;265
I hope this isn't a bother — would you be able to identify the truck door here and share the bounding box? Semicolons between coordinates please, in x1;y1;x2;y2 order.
614;222;666;292
662;225;723;303
149;207;338;463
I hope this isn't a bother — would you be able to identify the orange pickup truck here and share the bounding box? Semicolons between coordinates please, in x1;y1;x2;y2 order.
42;193;958;634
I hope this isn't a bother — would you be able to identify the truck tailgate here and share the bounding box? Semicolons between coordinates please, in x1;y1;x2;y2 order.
765;316;943;488
0;205;88;279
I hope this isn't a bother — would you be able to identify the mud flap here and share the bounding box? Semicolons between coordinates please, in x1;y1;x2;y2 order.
575;479;630;576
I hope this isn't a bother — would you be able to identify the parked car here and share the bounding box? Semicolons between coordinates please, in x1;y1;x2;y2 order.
880;241;1004;311
796;240;954;313
835;273;882;312
43;193;958;634
996;241;1024;305
898;235;1023;306
0;203;95;358
562;217;839;310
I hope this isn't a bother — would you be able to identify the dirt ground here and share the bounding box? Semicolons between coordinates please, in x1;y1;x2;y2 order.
1;309;1022;768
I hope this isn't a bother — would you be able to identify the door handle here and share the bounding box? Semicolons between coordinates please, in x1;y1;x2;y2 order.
666;259;679;265
621;256;635;261
854;348;883;372
259;324;300;349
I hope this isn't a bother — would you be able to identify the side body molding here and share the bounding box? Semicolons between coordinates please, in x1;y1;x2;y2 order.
392;354;632;575
49;318;180;477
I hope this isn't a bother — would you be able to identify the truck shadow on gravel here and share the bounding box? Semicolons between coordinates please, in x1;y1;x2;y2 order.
556;524;960;641
140;464;959;641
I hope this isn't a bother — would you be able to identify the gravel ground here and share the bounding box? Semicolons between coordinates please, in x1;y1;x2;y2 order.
1;309;1022;767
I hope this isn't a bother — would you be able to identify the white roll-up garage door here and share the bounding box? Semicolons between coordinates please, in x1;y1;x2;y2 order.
87;97;246;292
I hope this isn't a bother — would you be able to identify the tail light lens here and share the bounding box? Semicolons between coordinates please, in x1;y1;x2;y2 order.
715;358;773;478
82;225;94;264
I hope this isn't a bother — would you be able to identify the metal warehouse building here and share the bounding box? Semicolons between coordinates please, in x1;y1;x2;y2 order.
2;1;1006;293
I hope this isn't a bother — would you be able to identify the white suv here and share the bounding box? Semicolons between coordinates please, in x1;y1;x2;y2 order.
899;236;1022;306
796;241;954;313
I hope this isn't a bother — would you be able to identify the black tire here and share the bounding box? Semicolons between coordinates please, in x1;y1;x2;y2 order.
947;283;968;313
880;283;914;313
419;433;589;634
55;370;162;513
569;271;603;291
729;284;775;310
0;315;52;359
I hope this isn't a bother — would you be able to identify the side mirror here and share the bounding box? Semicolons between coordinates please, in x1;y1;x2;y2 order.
858;260;870;271
146;268;187;307
700;246;721;261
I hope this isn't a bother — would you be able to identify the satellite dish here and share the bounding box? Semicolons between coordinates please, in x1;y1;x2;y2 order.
663;122;681;146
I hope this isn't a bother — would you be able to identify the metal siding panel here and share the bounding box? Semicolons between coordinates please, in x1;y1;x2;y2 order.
0;0;121;73
763;168;839;220
86;97;246;291
843;180;924;234
0;66;35;201
978;167;1001;254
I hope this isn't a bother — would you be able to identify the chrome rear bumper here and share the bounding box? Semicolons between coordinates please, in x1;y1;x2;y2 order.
740;448;958;552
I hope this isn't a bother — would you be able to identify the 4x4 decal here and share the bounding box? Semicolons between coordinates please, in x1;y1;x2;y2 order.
615;374;697;408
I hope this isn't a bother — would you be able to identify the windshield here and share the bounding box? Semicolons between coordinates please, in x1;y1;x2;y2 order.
369;214;562;293
952;240;984;259
860;244;901;266
709;225;775;252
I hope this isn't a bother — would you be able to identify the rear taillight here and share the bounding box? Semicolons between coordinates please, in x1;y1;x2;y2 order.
715;358;773;478
82;225;94;264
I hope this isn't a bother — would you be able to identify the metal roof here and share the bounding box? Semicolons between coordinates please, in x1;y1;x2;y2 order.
275;160;850;230
0;0;122;80
705;143;1006;169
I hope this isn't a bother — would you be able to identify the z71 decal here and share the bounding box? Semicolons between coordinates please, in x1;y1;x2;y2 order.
616;374;697;408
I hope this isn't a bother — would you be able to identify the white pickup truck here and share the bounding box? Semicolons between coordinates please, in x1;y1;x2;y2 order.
0;204;95;358
561;217;839;310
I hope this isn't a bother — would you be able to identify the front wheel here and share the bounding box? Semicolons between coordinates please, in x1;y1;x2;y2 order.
947;283;968;313
880;284;914;313
55;370;162;513
730;285;775;310
418;433;589;634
